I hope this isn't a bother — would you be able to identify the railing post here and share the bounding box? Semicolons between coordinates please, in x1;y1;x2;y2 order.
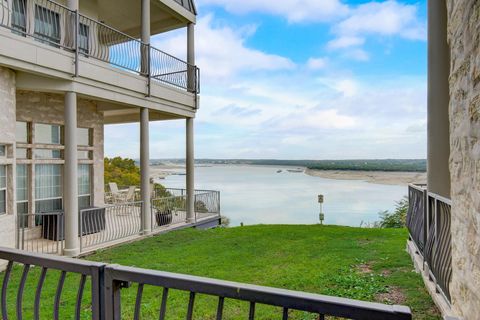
146;43;151;97
422;188;428;268
74;9;79;77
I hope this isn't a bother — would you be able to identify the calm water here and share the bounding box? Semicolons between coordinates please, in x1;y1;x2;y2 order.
158;165;407;227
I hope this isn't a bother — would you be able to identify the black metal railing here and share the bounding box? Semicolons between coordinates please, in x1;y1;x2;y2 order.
406;184;427;255
0;246;412;320
406;184;452;303
0;247;105;320
0;0;199;93
17;212;65;255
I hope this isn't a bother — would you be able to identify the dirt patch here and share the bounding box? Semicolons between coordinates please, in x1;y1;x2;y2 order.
375;286;406;304
381;269;392;277
357;262;373;274
357;239;372;246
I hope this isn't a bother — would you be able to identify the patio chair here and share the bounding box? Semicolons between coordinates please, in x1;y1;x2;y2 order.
125;186;136;202
108;182;124;203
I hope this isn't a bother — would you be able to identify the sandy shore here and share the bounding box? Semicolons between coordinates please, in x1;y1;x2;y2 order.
304;168;426;186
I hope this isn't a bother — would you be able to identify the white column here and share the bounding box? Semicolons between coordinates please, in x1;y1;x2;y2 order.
67;0;78;10
186;118;195;222
427;0;450;199
140;108;151;233
187;23;195;93
63;92;79;257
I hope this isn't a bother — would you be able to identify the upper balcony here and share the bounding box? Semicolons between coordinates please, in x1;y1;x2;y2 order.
0;0;199;120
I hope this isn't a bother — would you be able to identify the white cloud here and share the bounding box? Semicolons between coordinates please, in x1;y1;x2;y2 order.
327;36;365;50
196;0;349;23
152;15;295;80
306;57;328;70
334;1;426;40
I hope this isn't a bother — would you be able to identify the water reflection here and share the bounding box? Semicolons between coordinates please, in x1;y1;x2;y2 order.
158;165;407;227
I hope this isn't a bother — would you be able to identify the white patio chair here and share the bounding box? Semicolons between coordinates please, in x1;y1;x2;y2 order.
125;186;136;203
108;182;124;203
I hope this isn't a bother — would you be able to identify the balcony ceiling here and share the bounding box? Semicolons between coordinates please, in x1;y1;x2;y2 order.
93;0;196;38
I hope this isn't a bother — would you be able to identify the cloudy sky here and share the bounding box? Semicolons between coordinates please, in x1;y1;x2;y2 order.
105;0;427;160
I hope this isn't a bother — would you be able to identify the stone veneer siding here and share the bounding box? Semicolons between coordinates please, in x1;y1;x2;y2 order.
0;66;17;256
447;0;480;318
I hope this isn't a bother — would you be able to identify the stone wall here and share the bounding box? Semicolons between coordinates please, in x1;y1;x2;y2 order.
0;67;17;269
447;0;480;318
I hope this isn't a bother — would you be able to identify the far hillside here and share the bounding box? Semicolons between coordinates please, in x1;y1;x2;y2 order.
153;159;427;172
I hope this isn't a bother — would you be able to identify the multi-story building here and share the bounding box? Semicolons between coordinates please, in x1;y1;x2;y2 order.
0;0;204;257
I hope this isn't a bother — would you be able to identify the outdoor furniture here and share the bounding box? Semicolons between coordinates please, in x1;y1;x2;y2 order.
124;186;136;202
155;209;173;226
42;207;106;241
109;182;123;203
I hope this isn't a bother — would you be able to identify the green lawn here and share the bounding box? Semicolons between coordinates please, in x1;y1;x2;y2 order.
3;225;439;319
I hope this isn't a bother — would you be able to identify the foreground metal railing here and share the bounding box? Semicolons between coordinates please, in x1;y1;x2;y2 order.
0;247;412;320
79;201;142;252
0;0;199;93
0;247;105;320
406;184;452;303
17;212;64;255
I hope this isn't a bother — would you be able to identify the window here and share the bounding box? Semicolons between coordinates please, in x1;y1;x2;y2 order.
16;121;28;143
35;164;62;213
34;124;61;144
77;128;91;146
78;164;91;209
12;0;27;34
34;149;62;159
34;5;61;45
77;150;91;160
0;165;6;215
16;148;28;159
0;145;5;158
79;23;89;55
16;164;28;217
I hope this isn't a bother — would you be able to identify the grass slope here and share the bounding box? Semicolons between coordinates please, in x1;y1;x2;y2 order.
3;225;439;319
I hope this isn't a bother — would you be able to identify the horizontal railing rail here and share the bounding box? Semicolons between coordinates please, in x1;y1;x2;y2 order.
407;184;452;304
79;201;142;252
0;0;199;92
17;211;64;255
0;247;412;320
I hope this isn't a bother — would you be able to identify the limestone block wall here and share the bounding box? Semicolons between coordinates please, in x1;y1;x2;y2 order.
0;67;17;253
446;0;480;318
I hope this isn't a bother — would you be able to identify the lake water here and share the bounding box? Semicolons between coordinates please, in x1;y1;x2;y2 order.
159;165;407;227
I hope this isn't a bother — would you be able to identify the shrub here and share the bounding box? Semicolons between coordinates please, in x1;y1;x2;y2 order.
378;197;408;228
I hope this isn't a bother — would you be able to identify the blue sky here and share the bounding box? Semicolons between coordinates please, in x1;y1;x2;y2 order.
106;0;428;160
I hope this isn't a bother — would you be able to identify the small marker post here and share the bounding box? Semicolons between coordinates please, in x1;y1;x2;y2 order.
318;194;325;225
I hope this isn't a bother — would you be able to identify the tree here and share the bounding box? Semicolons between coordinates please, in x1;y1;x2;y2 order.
378;196;409;228
104;157;141;187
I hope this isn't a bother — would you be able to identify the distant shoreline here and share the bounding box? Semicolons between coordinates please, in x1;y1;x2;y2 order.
304;168;426;186
151;163;426;186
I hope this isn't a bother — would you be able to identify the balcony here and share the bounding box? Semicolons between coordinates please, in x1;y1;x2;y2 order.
0;0;199;114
